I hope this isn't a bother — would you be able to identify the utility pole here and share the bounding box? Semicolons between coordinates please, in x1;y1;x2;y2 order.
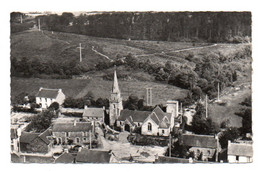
169;133;172;157
20;15;23;24
89;130;92;149
77;43;84;62
38;18;41;31
217;82;220;101
205;94;208;118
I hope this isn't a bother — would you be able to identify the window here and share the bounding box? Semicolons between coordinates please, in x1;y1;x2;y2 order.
236;156;239;161
58;137;62;145
66;132;69;137
162;130;165;134
113;104;116;108
83;137;87;141
148;123;152;131
75;137;80;143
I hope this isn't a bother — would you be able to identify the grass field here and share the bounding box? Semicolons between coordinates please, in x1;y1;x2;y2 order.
11;77;188;105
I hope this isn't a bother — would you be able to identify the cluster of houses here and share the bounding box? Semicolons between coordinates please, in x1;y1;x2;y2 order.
10;69;253;163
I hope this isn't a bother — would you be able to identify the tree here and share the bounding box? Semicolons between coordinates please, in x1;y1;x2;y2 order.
219;127;240;149
14;92;28;105
235;96;252;135
48;102;60;110
26;110;57;133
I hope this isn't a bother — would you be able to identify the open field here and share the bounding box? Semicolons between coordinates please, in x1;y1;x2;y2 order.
11;77;188;105
208;82;251;127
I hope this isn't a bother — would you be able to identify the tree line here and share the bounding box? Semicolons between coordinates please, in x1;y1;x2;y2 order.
35;12;251;43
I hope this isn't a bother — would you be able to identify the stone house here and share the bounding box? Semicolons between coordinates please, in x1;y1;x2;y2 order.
227;140;253;163
83;105;105;124
52;121;95;146
181;134;221;162
76;148;118;163
36;87;66;109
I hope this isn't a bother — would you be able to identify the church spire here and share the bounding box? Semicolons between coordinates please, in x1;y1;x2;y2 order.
112;66;120;94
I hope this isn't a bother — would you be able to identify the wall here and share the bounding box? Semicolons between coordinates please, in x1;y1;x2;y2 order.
158;128;170;136
141;117;159;136
56;91;66;105
53;131;94;145
228;155;252;163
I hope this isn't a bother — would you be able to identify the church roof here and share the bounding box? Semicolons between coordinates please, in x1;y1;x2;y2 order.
118;109;151;122
148;106;171;128
36;88;61;99
83;107;104;118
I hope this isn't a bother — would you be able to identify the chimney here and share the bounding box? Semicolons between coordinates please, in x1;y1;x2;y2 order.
58;89;62;93
103;106;105;110
73;120;77;126
39;87;43;91
84;105;88;110
64;149;69;153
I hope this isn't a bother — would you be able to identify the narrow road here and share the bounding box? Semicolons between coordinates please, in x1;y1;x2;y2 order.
91;46;113;61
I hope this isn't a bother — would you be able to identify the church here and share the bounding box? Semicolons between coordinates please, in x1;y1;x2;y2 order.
108;68;182;136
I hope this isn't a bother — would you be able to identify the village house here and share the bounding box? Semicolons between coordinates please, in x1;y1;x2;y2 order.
19;129;52;154
227;140;253;163
76;148;118;163
83;105;105;124
36;87;66;109
52;121;95;146
181;134;221;162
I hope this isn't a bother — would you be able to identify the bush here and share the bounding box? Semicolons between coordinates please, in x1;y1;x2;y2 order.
127;134;169;146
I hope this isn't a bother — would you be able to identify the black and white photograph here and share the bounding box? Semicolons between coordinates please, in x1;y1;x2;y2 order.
5;1;257;165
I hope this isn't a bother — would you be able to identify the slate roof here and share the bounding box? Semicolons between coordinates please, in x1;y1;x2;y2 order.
76;149;111;163
38;128;52;144
118;109;151;122
228;142;253;157
20;132;40;144
155;156;190;163
182;134;218;149
36;88;61;99
52;122;92;132
83;107;104;118
149;106;171;128
55;152;75;163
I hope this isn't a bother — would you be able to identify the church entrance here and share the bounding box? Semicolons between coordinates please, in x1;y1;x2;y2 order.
124;124;130;132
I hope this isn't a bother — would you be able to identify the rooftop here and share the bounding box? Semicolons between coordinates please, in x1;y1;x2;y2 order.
55;152;75;163
20;132;40;143
83;107;104;118
76;149;111;163
228;142;253;157
52;122;92;132
182;134;218;149
36;88;62;99
118;109;151;122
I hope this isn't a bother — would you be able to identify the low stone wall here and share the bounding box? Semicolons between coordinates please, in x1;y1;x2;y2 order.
127;133;170;146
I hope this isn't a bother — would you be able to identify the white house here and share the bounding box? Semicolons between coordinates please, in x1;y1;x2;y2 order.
36;87;66;108
227;140;253;163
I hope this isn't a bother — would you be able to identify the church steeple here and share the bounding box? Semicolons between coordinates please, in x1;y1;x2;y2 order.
109;66;123;126
112;69;120;94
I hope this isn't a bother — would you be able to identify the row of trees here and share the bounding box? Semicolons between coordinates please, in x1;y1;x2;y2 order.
35;12;251;43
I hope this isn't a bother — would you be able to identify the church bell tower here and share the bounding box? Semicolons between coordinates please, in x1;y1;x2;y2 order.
109;67;123;126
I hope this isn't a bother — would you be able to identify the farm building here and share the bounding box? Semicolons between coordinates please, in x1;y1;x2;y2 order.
83;105;105;124
36;87;65;108
227;140;253;163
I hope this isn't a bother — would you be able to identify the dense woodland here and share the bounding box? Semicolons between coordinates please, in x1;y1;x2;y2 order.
11;12;251;43
32;12;251;43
